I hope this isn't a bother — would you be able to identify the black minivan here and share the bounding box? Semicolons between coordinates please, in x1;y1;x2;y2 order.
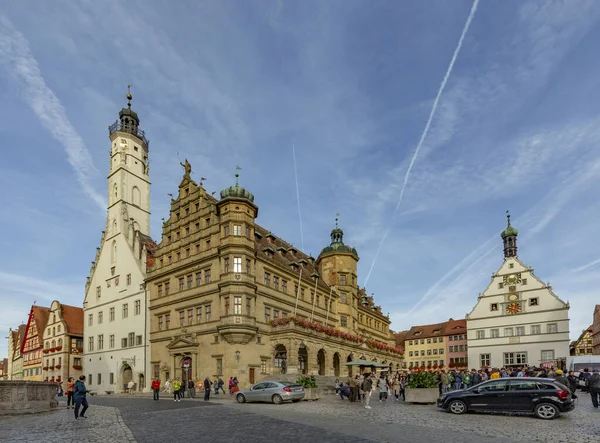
438;377;574;420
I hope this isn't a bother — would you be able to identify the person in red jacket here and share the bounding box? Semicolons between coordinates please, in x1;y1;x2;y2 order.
152;378;161;401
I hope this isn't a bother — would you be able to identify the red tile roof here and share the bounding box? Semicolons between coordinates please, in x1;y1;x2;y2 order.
394;330;410;348
20;306;50;353
60;303;84;336
404;318;467;340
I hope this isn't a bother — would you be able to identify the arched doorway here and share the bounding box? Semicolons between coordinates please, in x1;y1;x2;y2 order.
181;356;192;386
333;353;341;377
274;344;287;374
121;364;133;392
317;349;326;376
298;345;308;375
346;354;353;377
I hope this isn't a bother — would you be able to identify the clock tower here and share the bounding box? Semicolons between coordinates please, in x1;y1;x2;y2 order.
466;213;570;370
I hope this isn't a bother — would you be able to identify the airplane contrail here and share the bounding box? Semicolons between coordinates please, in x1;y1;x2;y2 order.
292;143;305;251
364;0;480;286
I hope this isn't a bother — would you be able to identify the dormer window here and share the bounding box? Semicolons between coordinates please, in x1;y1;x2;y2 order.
277;246;287;255
254;231;263;240
299;258;308;266
266;233;276;242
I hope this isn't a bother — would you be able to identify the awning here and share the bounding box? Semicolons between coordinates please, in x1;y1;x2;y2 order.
345;359;390;368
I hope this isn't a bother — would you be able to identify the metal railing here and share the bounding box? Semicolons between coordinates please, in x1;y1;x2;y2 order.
108;121;150;146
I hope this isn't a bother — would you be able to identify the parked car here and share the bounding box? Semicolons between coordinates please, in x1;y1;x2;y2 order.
438;377;574;420
236;381;305;404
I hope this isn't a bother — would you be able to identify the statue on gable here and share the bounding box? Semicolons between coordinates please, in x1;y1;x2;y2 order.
180;159;192;178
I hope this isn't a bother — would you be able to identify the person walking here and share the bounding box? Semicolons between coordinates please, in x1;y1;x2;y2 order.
392;377;401;401
217;377;226;394
127;380;135;395
163;379;171;393
586;370;600;408
378;375;388;401
73;375;89;420
188;378;196;398
214;377;219;395
363;372;373;409
567;371;579;395
173;378;182;402
66;377;75;409
152;378;161;401
203;376;212;401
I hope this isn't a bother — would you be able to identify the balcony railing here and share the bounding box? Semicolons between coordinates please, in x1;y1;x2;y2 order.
218;314;256;328
108;121;150;146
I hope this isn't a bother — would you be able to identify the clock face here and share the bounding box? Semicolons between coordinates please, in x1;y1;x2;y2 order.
507;303;521;314
508;293;518;301
503;273;522;286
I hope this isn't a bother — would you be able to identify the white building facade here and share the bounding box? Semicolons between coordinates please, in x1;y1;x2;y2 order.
83;93;154;394
467;215;570;369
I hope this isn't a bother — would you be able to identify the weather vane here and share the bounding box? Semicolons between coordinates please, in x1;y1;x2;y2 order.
126;84;133;108
335;213;340;228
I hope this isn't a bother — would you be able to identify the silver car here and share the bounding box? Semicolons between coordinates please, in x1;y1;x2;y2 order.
236;381;305;404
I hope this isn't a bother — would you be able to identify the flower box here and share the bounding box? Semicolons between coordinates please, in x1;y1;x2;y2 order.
303;388;320;401
72;365;82;370
43;366;49;371
55;346;63;351
49;347;56;352
42;349;49;354
49;366;55;370
55;365;61;369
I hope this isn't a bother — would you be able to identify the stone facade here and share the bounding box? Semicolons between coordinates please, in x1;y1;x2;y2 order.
40;301;84;384
147;167;402;388
83;95;155;394
467;215;570;369
0;381;58;414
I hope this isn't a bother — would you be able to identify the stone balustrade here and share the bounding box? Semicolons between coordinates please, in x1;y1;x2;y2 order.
0;381;58;414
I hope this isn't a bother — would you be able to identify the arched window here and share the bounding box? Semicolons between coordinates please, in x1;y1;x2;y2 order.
132;186;141;207
58;338;63;347
111;240;117;263
51;340;56;348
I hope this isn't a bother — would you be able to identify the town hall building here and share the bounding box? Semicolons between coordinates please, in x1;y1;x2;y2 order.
467;214;570;369
82;92;155;394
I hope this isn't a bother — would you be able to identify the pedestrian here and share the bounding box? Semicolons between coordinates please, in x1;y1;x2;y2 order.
462;370;471;389
188;378;196;398
163;379;171;393
214;377;219;395
127;380;135;395
567;371;579;395
378;375;388;401
586;370;600;408
553;370;569;390
392;376;401;401
173;378;182;402
579;368;592;393
363;372;373;409
347;376;357;402
228;377;234;395
65;377;75;409
204;376;212;401
339;383;351;400
152;377;161;401
73;375;89;420
334;378;341;394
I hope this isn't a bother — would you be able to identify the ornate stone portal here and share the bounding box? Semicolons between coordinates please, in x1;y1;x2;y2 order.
0;381;58;414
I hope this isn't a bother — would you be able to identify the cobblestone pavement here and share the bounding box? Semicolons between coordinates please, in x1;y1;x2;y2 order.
3;392;598;442
224;392;599;443
0;404;135;442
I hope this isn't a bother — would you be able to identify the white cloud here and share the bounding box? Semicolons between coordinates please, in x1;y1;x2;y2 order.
0;15;106;211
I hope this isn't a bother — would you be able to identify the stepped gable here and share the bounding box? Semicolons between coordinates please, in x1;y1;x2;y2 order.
60;304;84;336
254;224;331;292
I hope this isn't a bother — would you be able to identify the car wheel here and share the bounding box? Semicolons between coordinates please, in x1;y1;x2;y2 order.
534;403;559;420
272;394;283;405
236;394;246;404
448;400;468;415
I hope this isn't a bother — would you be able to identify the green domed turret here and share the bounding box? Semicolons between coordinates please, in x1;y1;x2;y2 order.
220;172;254;203
501;211;518;258
318;218;359;259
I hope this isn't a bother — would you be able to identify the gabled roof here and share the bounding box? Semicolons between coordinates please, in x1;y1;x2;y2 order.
60;303;84;336
254;224;330;292
20;305;50;353
405;319;466;340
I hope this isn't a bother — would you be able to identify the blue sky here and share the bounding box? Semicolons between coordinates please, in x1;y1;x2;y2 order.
1;0;600;359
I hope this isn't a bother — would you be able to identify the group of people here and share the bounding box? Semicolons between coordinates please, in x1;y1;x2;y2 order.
335;373;407;409
62;375;90;420
154;376;241;402
333;365;600;410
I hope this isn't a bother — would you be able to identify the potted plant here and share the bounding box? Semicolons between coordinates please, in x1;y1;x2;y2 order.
405;371;439;404
42;349;49;354
49;366;55;370
73;365;82;370
296;375;320;401
43;366;49;371
56;346;63;351
55;365;61;369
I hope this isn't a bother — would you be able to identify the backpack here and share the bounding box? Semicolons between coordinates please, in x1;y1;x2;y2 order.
463;374;471;384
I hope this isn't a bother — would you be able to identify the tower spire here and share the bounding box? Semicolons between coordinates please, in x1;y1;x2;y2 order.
501;210;519;258
126;84;133;109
